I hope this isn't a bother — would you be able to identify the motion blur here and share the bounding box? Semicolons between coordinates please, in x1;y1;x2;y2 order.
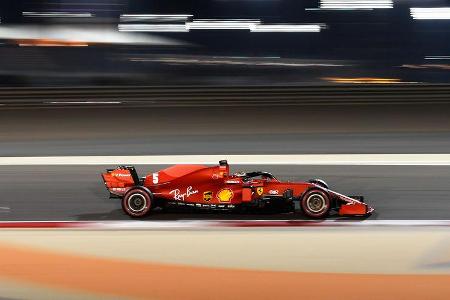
0;0;449;86
0;1;449;300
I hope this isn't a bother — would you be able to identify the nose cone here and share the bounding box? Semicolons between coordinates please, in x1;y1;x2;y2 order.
339;201;374;216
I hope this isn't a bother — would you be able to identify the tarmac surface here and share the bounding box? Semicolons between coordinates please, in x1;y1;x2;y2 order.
0;165;448;220
1;103;450;156
0;90;449;299
0;101;449;221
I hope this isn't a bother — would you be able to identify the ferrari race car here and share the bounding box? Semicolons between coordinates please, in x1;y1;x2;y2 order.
101;160;374;218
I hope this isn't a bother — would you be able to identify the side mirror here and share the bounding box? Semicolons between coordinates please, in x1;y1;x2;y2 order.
219;160;229;177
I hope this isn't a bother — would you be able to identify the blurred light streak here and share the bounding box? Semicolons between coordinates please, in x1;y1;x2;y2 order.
410;8;450;20
120;14;193;22
307;0;393;10
129;55;345;67
0;206;10;213
186;19;261;30
402;64;450;70
401;64;428;69
18;39;88;47
46;101;122;104
118;16;324;33
23;12;93;18
122;19;323;32
119;24;188;32
425;56;450;60
0;25;184;46
323;77;402;84
250;24;323;32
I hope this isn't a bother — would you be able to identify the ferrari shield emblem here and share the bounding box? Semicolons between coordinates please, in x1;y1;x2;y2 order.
256;187;264;196
203;191;213;202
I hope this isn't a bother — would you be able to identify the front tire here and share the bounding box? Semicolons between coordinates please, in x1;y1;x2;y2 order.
301;189;331;219
308;179;329;189
122;188;152;218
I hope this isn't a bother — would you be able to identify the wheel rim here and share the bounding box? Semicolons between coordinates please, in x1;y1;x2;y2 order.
306;193;327;213
128;194;147;213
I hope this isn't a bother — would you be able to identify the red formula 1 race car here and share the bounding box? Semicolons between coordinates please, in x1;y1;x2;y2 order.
101;160;374;219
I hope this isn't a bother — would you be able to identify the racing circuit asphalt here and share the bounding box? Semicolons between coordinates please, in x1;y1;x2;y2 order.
0;165;449;220
0;102;449;221
1;103;450;156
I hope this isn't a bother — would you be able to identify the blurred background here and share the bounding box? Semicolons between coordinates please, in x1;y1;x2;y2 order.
0;0;449;86
0;2;450;299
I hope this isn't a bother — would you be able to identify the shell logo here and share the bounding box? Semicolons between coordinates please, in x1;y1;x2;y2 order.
217;188;234;202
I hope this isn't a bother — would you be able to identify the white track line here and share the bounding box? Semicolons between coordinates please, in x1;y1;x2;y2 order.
1;154;450;165
0;220;449;229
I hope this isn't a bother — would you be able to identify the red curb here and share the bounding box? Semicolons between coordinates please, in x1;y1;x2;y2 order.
0;222;94;228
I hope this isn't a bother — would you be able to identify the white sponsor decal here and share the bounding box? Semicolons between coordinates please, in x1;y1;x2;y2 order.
225;180;240;184
269;190;279;195
170;186;199;201
152;172;159;184
114;173;130;177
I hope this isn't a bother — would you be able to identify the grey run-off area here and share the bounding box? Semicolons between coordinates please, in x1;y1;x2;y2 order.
0;103;450;156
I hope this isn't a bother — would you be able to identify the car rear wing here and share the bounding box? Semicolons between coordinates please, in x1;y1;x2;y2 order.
116;166;140;185
102;166;141;197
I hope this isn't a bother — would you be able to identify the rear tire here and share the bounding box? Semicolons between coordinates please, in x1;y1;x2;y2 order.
301;189;331;219
122;188;152;218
